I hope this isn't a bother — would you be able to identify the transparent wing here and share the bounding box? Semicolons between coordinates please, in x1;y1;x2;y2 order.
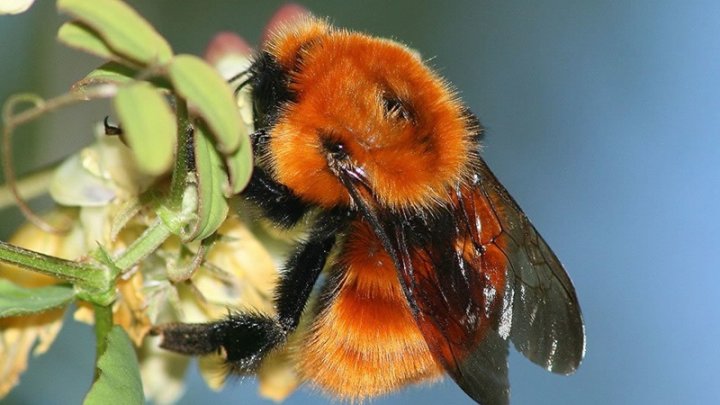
381;157;584;404
472;158;585;374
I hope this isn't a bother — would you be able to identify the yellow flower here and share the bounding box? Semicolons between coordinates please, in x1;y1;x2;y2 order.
1;124;293;403
2;21;306;403
0;211;83;397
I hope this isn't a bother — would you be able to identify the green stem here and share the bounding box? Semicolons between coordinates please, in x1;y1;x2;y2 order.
0;240;110;292
0;98;188;302
169;98;192;208
112;217;171;273
92;303;114;380
0;219;175;304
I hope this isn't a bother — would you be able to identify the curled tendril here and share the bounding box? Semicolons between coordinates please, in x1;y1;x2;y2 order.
1;85;118;234
1;94;67;233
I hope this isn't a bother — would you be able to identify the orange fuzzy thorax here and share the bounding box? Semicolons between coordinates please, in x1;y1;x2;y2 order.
265;18;475;211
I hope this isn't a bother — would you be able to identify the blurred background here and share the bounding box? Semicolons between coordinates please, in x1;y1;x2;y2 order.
2;1;719;404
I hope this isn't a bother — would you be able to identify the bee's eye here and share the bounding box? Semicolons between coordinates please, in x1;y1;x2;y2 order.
382;94;413;122
321;135;349;161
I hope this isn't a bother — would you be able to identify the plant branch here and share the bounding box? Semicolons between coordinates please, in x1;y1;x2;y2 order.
92;303;114;380
0;240;110;294
112;217;172;273
168;98;192;208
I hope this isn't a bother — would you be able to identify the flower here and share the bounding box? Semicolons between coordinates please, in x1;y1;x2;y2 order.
1;107;283;403
0;0;35;15
0;4;312;403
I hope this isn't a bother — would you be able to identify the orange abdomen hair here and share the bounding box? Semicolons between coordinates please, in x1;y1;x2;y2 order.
299;221;442;399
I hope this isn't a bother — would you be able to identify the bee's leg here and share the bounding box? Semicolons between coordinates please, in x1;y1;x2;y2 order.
274;208;349;330
153;209;346;373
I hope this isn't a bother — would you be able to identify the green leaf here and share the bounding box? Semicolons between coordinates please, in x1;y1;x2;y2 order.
58;21;116;61
189;125;229;241
71;62;138;95
70;62;172;97
0;279;74;317
84;326;144;405
58;0;172;65
113;82;177;176
168;54;245;154
224;140;253;195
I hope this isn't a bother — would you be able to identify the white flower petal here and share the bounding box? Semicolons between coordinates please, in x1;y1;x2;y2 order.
0;0;35;15
50;153;116;206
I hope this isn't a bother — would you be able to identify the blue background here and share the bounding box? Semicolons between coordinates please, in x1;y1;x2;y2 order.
2;1;719;404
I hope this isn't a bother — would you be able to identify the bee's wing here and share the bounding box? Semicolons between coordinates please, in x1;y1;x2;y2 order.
472;158;585;373
384;158;584;404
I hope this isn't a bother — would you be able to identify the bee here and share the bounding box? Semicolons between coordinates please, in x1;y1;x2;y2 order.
155;16;585;404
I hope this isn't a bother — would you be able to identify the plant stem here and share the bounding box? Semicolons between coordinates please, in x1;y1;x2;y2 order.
112;217;171;273
0;240;110;293
169;98;191;208
92;303;114;380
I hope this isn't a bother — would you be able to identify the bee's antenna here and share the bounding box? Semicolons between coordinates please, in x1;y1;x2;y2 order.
229;69;253;97
228;68;249;84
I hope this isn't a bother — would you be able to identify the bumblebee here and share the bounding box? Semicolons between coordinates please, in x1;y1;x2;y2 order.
157;17;585;404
